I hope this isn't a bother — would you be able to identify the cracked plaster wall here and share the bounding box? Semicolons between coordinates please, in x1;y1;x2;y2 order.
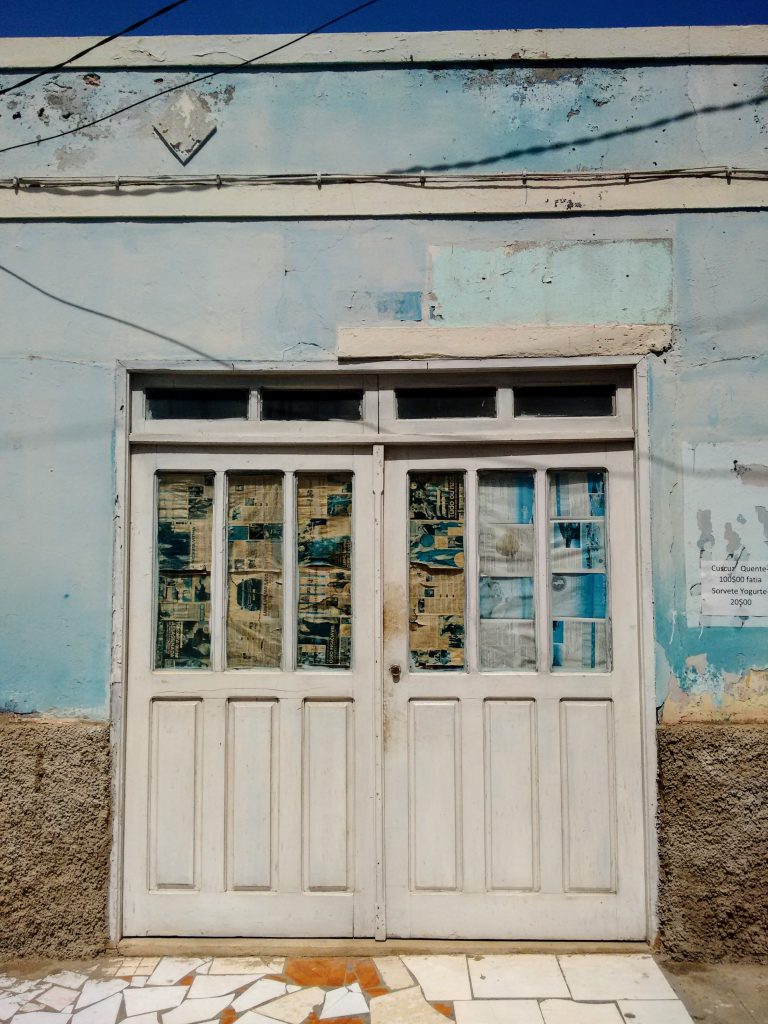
0;59;767;722
1;213;766;724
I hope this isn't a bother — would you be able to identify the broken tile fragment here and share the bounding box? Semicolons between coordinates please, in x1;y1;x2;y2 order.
255;985;325;1023
402;957;472;1001
161;995;233;1024
454;1000;544;1023
208;958;282;976
319;982;368;1019
283;958;348;988
617;1001;694;1024
187;974;259;999
9;1013;71;1024
370;986;450;1024
350;959;388;997
43;972;88;989
147;959;206;987
373;958;413;991
558;956;677;1002
36;987;78;1011
123;985;186;1017
231;979;288;1013
468;956;569;999
540;1001;624;1024
75;979;128;1011
71;992;122;1024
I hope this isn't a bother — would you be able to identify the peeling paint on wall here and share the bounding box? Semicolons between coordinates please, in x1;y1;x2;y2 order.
428;239;673;326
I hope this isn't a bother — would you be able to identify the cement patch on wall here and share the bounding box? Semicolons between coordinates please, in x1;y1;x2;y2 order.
657;723;768;962
0;717;111;959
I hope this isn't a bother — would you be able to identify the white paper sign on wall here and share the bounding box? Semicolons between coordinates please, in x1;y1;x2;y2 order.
700;561;768;616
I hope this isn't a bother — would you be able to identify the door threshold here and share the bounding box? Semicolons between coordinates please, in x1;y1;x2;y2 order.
117;937;651;956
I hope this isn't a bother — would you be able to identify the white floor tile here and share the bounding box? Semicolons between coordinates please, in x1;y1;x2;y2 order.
131;978;149;988
0;993;26;1022
370;986;450;1024
37;986;78;1011
541;1000;624;1024
122;985;186;1017
186;975;259;999
146;959;206;987
238;1014;284;1024
160;995;233;1024
373;957;414;991
43;973;88;990
402;955;472;1000
559;957;677;1002
71;992;122;1024
319;982;368;1019
9;1014;71;1024
207;958;283;976
454;998;545;1023
231;979;288;1013
255;986;325;1023
122;1014;161;1024
468;955;570;999
618;1000;694;1023
75;979;128;1011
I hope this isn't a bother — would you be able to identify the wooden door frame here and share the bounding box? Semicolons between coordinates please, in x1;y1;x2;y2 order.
108;357;658;944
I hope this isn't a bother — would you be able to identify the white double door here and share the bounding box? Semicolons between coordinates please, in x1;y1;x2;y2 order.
123;444;647;938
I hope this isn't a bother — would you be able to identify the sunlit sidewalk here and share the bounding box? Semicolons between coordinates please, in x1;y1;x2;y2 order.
0;952;696;1023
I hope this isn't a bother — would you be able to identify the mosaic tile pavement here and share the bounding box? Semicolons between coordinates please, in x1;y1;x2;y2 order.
0;954;693;1024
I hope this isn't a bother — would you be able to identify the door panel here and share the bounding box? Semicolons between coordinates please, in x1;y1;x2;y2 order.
123;449;376;936
382;445;646;939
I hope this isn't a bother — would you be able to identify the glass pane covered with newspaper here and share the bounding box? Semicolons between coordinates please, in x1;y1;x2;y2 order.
155;473;214;670
296;473;353;668
408;472;466;670
548;470;610;671
478;471;537;671
227;474;284;668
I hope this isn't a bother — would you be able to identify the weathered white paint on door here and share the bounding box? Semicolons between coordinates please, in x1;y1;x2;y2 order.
382;446;646;939
122;449;376;936
124;443;646;938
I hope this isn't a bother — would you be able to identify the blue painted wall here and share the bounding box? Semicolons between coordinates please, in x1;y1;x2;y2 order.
1;57;766;719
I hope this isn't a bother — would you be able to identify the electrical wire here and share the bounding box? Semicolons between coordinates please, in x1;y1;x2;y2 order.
0;0;380;157
0;0;194;98
1;166;764;193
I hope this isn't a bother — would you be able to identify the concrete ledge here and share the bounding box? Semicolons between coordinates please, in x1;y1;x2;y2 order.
2;27;768;69
338;324;673;360
0;716;111;960
657;723;768;962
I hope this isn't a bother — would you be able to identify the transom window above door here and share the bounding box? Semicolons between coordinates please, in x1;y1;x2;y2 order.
131;369;633;442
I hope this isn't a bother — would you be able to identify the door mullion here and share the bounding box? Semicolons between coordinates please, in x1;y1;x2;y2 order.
465;468;479;675
283;471;297;672
534;468;550;674
212;471;227;672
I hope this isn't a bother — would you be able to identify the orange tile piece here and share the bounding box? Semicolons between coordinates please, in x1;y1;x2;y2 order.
432;1001;455;1019
178;975;194;986
118;977;133;982
283;957;349;988
219;1008;237;1024
350;958;388;997
304;1015;367;1024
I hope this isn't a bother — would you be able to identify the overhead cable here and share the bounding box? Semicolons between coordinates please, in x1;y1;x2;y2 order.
1;166;765;193
0;0;194;98
0;0;380;157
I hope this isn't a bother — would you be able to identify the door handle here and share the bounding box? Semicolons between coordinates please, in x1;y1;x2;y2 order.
390;664;402;684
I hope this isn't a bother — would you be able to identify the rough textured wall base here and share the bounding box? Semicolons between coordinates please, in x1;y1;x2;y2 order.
0;717;111;959
658;723;768;962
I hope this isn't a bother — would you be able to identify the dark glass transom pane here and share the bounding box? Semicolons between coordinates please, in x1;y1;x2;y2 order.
396;388;497;419
514;386;615;418
261;389;363;422
147;388;249;420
